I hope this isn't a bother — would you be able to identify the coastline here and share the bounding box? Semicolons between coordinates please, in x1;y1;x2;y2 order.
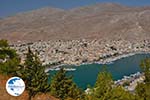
12;39;150;69
94;51;150;64
45;51;150;72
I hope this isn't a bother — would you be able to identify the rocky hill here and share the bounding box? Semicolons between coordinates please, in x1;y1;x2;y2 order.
0;3;150;43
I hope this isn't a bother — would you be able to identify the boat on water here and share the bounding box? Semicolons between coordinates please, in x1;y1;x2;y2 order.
64;68;76;71
49;67;76;71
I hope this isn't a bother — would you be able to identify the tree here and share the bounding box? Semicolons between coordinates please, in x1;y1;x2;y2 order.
0;39;8;47
50;68;83;100
140;58;150;83
0;39;20;75
92;70;113;99
89;68;137;100
136;83;150;100
18;47;50;100
135;58;150;100
107;86;136;100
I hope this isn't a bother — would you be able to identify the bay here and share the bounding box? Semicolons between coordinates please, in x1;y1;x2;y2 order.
49;53;150;89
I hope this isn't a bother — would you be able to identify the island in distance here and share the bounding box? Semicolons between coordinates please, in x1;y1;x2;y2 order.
0;3;150;66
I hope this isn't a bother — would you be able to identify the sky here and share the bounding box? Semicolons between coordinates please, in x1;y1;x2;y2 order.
0;0;150;18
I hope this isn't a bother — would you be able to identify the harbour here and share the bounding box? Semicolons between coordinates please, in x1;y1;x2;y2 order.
49;53;150;89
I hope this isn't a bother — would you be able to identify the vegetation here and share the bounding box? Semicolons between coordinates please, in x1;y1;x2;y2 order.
0;39;20;75
84;58;150;100
17;47;51;99
140;58;150;83
86;70;137;100
92;71;113;99
0;39;9;47
50;68;84;100
1;39;150;100
136;83;150;100
135;58;150;100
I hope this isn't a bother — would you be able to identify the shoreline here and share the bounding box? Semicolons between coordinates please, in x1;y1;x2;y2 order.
94;51;150;64
12;39;150;69
45;51;150;72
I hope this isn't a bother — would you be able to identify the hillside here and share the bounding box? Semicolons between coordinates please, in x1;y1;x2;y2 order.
0;3;150;43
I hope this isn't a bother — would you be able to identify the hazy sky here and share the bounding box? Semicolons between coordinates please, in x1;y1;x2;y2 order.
0;0;150;18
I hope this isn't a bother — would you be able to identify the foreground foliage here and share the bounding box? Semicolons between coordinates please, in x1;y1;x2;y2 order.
0;40;20;75
140;58;150;83
136;58;150;100
50;68;84;100
18;47;50;100
86;70;137;100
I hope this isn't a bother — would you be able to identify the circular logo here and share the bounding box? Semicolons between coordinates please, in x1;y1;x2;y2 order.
6;77;25;96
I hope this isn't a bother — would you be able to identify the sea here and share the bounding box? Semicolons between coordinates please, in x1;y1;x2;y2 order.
48;53;150;89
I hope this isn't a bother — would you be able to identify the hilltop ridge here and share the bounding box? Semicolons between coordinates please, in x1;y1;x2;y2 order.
0;3;150;42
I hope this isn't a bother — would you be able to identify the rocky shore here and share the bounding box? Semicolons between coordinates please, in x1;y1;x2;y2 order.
10;39;150;66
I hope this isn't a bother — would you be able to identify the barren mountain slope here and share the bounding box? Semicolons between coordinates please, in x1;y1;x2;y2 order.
0;3;150;42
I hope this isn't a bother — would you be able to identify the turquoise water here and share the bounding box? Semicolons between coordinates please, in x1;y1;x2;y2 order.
49;53;150;89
